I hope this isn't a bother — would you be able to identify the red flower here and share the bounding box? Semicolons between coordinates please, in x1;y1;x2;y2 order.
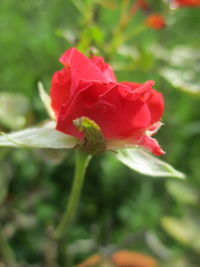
173;0;200;6
50;48;164;156
145;14;166;30
131;0;150;14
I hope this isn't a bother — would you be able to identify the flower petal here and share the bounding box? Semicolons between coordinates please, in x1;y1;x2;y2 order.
59;48;108;90
138;134;165;156
50;68;71;117
147;90;164;124
120;80;155;101
56;81;116;139
99;83;152;137
91;55;117;82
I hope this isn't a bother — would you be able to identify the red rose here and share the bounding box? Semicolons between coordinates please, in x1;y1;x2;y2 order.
173;0;200;6
145;14;166;30
50;48;164;156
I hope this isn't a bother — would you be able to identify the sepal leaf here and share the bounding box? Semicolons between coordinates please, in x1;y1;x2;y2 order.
0;121;76;149
38;82;56;120
116;148;185;178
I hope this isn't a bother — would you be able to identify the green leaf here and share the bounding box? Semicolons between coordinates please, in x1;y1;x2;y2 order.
38;82;56;120
116;148;185;178
0;122;77;149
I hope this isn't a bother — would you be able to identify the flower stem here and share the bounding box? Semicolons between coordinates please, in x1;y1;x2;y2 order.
124;24;146;42
106;0;131;57
55;150;92;240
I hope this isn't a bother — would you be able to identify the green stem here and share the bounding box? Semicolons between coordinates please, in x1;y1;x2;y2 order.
0;228;17;266
55;150;92;240
124;24;146;42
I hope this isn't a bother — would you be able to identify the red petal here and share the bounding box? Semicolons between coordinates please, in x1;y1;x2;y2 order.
98;83;152;137
56;81;116;139
148;122;163;136
59;48;108;92
147;90;164;125
138;134;165;156
120;80;155;101
91;56;117;82
50;68;71;117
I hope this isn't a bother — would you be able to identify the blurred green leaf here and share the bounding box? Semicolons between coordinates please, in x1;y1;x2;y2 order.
116;148;185;178
161;215;200;252
0;92;30;130
34;148;67;165
0;122;76;149
145;231;172;260
166;180;199;205
160;67;200;96
161;257;191;267
158;45;200;96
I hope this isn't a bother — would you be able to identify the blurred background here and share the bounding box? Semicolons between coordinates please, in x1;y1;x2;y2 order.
0;0;200;266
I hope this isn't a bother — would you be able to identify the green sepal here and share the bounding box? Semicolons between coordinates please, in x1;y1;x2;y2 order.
73;117;106;155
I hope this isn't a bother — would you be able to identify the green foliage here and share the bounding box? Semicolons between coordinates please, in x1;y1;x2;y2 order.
0;0;200;266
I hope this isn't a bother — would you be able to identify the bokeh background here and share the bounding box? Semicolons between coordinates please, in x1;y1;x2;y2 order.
0;0;200;266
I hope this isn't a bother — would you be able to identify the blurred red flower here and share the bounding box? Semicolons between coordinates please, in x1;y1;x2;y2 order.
137;0;149;9
173;0;200;6
50;48;164;156
131;0;150;14
145;13;166;30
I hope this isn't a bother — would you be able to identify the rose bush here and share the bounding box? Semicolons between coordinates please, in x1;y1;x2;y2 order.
50;48;164;156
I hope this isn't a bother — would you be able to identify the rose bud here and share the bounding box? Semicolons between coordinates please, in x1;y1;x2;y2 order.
145;13;166;30
50;48;164;156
